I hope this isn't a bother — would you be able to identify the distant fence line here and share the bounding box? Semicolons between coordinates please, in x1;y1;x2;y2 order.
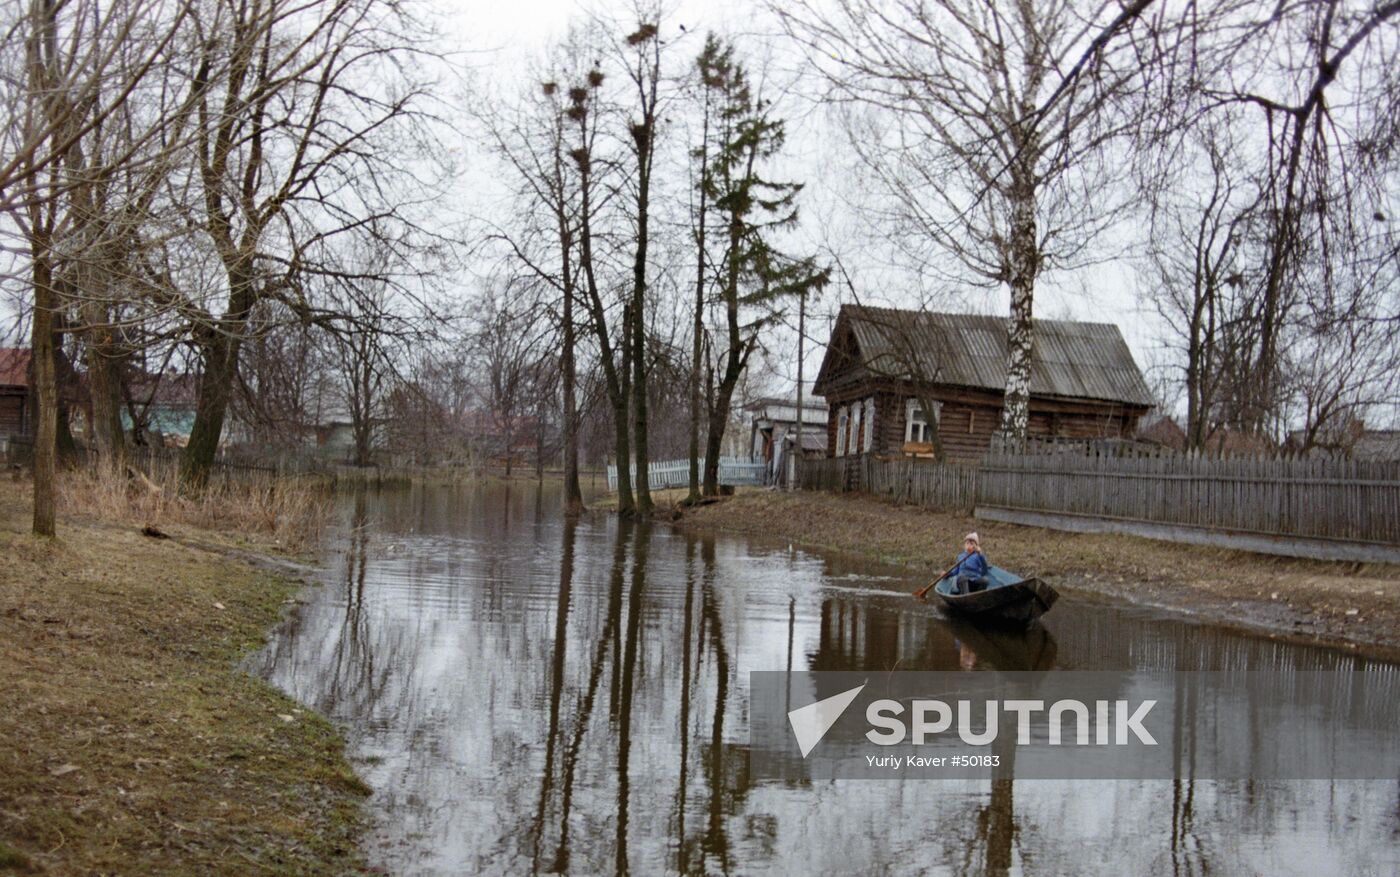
606;457;765;491
797;450;1400;563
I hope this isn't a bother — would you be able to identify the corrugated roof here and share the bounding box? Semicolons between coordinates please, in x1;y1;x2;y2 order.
816;305;1152;406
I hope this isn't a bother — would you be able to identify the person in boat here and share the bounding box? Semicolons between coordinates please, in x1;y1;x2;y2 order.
950;532;989;595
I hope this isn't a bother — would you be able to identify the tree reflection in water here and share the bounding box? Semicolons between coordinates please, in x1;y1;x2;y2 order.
254;483;1400;876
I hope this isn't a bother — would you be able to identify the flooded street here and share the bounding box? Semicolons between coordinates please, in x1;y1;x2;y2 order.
256;483;1400;875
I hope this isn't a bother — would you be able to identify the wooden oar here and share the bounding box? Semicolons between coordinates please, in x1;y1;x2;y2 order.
913;559;962;600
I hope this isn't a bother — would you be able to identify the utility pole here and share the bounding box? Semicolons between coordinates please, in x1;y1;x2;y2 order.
793;290;805;490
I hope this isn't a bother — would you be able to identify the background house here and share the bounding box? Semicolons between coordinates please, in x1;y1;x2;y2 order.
812;306;1153;462
1353;429;1400;460
745;396;828;486
1136;411;1187;450
0;348;31;439
123;371;199;446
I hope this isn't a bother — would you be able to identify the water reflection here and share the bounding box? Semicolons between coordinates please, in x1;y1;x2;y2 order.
256;483;1400;876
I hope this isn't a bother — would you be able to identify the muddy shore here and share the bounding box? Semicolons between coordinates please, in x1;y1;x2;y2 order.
672;490;1400;656
0;489;368;876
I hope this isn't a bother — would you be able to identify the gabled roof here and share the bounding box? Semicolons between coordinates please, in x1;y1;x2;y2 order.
0;348;30;388
745;396;828;425
813;305;1153;407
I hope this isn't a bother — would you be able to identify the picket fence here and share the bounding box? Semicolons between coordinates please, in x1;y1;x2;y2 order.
606;457;765;491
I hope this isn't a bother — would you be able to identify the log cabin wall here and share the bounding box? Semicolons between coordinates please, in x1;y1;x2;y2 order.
823;380;1144;462
874;392;904;454
0;391;27;437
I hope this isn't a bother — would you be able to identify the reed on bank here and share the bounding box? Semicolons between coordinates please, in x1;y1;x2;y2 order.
55;459;331;554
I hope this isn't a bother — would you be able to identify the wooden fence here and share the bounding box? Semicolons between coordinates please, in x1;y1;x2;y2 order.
606;457;765;491
798;451;1400;562
799;455;979;512
977;452;1400;548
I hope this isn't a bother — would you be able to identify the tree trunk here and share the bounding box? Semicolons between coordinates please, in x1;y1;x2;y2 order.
702;400;726;497
84;319;126;472
352;350;373;467
51;319;79;464
702;339;752;496
999;180;1038;440
30;255;58;537
573;110;631;516
631;157;653;516
181;332;239;490
354;422;372;467
687;133;707;505
182;260;256;489
561;279;584;513
535;414;545;482
504;418;514;477
615;304;634;514
793;291;804;489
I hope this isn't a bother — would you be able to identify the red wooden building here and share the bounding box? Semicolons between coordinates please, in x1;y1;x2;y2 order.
0;348;31;438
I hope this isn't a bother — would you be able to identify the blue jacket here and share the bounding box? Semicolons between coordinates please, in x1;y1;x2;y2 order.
952;550;988;580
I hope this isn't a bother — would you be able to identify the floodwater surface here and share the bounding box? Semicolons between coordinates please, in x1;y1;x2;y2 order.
256;483;1400;876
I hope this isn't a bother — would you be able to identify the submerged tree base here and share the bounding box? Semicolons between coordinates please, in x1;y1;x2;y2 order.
0;487;368;875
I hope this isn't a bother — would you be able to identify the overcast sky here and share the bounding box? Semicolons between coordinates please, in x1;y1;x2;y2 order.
0;0;1167;408
447;0;1165;403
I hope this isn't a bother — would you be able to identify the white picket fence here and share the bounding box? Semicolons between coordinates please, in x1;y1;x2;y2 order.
606;457;765;491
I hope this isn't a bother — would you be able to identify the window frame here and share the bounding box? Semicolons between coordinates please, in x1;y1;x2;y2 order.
850;400;863;455
905;397;941;444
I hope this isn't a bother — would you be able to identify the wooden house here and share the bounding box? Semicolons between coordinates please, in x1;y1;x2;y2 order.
812;306;1153;462
745;396;828;486
0;348;31;439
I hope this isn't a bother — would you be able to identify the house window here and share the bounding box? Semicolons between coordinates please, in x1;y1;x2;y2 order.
863;398;875;452
905;398;941;444
836;406;848;456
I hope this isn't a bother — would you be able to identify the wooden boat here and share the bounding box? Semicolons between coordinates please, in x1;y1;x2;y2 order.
932;565;1059;626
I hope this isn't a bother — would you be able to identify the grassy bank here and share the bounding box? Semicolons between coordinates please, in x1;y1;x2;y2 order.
0;484;367;876
675;490;1400;653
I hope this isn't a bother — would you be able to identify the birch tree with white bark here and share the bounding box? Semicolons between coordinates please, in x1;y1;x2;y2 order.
771;0;1160;438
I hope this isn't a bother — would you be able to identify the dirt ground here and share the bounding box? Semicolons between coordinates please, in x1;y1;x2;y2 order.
0;485;368;876
674;490;1400;656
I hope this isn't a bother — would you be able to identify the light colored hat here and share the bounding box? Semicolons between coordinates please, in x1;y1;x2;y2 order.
964;532;980;545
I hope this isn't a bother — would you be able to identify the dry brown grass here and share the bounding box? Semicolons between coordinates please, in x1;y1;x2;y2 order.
0;485;367;875
678;490;1400;653
56;461;331;555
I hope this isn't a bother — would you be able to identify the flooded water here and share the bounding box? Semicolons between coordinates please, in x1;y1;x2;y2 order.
256;483;1400;875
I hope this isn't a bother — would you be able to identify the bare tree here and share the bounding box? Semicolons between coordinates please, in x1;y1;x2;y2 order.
478;38;594;512
1140;120;1258;449
773;0;1160;439
475;283;551;476
175;0;443;488
563;56;637;514
1192;0;1400;432
616;16;665;515
7;0;203;534
1136;0;1400;446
